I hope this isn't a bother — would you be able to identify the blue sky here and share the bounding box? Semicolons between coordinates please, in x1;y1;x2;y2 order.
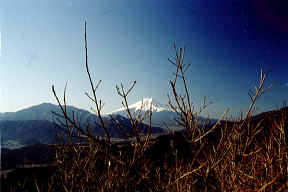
1;0;288;118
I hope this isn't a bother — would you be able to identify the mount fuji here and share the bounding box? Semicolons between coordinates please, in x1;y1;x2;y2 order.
109;98;217;129
112;98;171;113
109;98;180;129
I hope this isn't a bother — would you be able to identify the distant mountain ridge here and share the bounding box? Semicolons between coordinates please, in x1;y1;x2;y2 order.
0;99;220;149
0;103;164;148
0;102;93;122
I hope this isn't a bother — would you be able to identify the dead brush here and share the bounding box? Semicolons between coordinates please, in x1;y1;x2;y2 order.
209;71;288;191
46;23;287;192
50;22;155;191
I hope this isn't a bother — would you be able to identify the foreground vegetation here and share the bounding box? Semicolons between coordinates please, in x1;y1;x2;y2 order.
3;24;287;191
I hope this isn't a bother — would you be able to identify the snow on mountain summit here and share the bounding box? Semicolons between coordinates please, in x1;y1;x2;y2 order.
111;98;171;114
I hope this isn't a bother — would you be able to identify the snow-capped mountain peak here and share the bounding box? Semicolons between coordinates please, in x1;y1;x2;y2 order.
111;98;171;114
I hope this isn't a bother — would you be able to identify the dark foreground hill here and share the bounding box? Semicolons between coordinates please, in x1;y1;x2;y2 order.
1;144;56;170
